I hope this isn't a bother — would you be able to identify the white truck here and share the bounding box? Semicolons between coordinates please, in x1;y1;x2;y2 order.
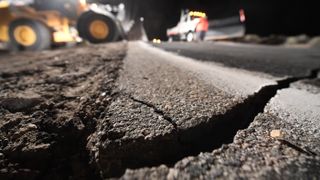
167;10;206;42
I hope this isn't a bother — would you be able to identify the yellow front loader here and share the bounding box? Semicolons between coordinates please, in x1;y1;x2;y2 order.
0;0;125;51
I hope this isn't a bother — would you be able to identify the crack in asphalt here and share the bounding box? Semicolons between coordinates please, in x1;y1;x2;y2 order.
278;139;318;156
130;96;178;130
201;68;320;148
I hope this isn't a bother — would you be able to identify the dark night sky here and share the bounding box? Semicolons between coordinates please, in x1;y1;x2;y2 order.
98;0;320;39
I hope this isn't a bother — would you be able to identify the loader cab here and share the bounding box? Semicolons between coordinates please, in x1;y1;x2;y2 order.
32;0;88;20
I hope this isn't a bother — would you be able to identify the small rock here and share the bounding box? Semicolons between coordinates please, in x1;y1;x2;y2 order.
270;130;283;138
242;164;252;171
242;143;250;148
0;168;8;173
164;103;172;110
31;144;51;151
80;96;86;101
13;124;38;139
25;123;37;130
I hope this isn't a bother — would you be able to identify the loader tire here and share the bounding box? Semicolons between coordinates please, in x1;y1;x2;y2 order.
9;19;51;51
77;11;119;43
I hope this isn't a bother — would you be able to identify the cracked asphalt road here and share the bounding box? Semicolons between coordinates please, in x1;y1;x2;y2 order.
88;42;280;178
1;41;320;180
122;79;320;180
120;42;320;179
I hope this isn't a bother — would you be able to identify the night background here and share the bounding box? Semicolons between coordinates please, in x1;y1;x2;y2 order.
98;0;320;40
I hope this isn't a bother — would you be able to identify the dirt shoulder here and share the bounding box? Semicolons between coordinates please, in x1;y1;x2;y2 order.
0;43;126;180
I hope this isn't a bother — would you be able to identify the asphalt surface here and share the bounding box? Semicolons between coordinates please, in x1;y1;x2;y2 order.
88;42;277;177
154;42;320;77
120;42;320;179
1;41;320;179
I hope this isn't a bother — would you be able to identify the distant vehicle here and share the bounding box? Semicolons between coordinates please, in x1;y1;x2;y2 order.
167;10;207;42
167;9;247;42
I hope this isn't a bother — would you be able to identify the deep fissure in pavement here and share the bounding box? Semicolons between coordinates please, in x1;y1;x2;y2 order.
177;68;319;155
101;69;319;178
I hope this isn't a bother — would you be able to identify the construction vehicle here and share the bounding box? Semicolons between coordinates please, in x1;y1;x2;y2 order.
167;10;207;42
0;0;127;51
167;9;247;42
